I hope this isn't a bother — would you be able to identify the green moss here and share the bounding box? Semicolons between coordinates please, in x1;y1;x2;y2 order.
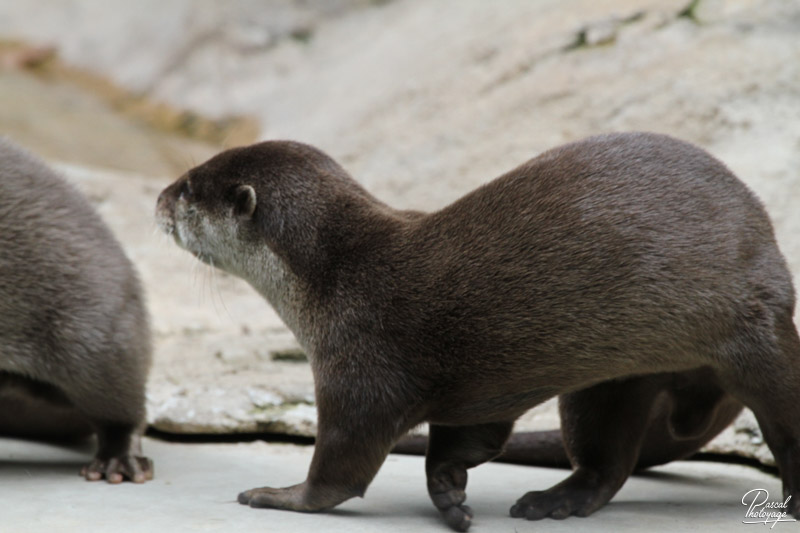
678;0;702;23
270;348;308;362
290;27;314;44
248;400;312;416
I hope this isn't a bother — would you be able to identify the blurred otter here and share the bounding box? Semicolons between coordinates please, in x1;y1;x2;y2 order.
0;138;153;483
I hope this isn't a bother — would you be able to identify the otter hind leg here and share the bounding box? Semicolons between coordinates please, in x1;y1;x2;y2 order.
511;370;737;521
48;360;152;483
425;422;514;532
636;369;741;469
718;313;800;518
79;424;152;484
511;377;658;521
0;370;153;483
0;372;94;441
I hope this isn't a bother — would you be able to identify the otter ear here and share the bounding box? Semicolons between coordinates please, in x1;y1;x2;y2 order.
234;185;257;220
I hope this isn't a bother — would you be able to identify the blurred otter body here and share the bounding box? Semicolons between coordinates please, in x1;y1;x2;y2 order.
157;132;800;530
0;138;153;483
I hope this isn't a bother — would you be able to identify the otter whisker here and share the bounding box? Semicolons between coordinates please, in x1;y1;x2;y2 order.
206;256;231;318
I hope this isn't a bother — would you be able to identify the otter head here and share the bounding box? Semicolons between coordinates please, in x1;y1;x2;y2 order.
156;155;259;277
155;141;366;342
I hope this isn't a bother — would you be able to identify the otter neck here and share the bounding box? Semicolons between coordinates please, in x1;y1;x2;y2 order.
241;244;316;351
272;182;407;294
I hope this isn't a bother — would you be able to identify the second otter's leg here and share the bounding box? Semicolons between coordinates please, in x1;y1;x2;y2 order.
80;421;152;483
511;377;659;520
511;370;739;521
0;372;94;441
636;370;741;469
62;353;153;483
425;422;514;532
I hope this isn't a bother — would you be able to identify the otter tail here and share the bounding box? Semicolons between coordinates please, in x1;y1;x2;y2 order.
391;429;570;468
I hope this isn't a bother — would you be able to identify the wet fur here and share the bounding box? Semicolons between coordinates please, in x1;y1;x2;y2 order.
157;132;800;530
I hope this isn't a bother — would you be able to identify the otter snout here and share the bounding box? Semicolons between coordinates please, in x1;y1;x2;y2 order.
155;180;182;237
155;175;207;260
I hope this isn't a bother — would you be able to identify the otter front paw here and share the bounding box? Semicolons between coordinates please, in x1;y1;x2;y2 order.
238;484;315;511
238;486;284;508
80;455;153;484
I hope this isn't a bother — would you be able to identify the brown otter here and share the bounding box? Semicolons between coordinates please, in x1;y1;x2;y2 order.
156;132;799;531
0;138;153;483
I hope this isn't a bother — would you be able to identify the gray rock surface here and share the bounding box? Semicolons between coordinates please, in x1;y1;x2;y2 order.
0;70;217;176
2;0;799;468
1;436;787;533
0;0;378;113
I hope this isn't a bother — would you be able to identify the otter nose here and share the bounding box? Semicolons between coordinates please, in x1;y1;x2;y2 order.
155;189;168;218
156;188;166;208
155;183;177;235
156;181;178;212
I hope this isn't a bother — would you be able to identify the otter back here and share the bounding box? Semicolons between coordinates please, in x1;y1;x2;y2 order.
0;138;153;483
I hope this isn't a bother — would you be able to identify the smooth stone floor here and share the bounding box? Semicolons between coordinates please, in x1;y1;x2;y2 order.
0;436;791;533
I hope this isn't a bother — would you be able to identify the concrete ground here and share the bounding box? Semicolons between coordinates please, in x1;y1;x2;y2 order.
0;437;790;533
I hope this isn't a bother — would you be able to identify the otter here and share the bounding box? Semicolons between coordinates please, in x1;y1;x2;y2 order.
156;132;799;531
0;138;153;483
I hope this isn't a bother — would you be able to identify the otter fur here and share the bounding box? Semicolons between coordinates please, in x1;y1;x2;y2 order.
1;138;153;483
156;132;799;530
